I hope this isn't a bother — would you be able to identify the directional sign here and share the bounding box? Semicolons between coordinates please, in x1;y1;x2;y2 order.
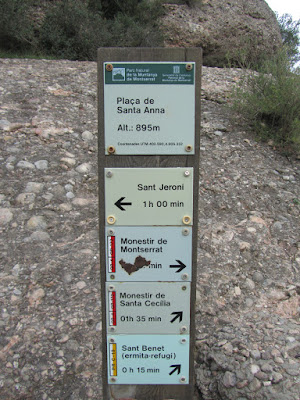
106;226;192;282
107;334;189;384
105;168;193;226
106;282;190;335
104;62;195;155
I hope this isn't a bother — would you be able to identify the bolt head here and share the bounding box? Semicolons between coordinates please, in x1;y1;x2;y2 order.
107;215;116;225
182;215;191;225
182;228;190;236
107;145;115;154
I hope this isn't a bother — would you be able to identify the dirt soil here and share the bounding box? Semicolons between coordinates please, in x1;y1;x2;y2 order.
0;59;299;400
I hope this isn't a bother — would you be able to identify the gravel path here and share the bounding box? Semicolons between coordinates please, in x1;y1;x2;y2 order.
0;59;299;400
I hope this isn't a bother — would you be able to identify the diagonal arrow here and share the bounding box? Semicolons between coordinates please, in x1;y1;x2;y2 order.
169;260;186;273
169;364;181;376
170;311;183;323
114;197;132;211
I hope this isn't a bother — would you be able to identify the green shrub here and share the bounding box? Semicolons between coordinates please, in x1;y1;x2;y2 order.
38;0;110;60
232;49;300;153
108;0;164;47
0;0;36;52
277;13;300;66
39;0;164;60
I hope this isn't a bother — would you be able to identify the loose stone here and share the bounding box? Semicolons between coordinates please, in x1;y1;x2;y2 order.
25;182;44;193
35;160;49;170
244;278;255;290
29;231;51;242
26;216;47;231
17;160;35;169
223;371;237;388
261;363;273;373
249;377;262;392
28;288;45;305
16;193;36;206
66;192;75;199
250;364;260;374
61;157;76;167
64;184;74;192
82;130;94;141
75;162;92;174
72;198;93;206
252;271;264;282
272;372;283;383
0;208;13;225
76;281;87;290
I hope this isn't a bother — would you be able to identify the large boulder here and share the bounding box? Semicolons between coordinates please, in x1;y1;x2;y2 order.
161;0;282;67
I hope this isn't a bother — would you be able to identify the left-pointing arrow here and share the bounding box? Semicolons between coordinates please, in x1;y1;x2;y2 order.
169;364;181;375
114;197;132;211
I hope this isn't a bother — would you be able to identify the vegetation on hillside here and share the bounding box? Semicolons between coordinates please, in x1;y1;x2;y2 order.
277;13;300;66
1;0;300;154
0;0;165;60
232;13;300;154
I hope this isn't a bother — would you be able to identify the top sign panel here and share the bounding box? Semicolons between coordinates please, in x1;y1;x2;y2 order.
104;62;195;155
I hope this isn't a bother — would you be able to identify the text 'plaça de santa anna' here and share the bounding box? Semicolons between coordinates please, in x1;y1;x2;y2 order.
116;97;165;114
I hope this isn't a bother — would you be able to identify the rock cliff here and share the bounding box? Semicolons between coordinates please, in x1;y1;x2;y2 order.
161;0;282;66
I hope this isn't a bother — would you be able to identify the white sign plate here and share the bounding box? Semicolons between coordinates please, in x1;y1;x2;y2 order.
104;62;195;155
106;226;192;282
105;168;193;226
106;282;190;335
107;334;189;384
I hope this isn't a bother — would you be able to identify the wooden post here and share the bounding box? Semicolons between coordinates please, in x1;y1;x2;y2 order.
98;47;201;400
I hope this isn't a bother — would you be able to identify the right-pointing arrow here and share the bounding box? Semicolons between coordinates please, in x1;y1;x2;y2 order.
169;260;186;273
170;311;183;323
169;364;181;375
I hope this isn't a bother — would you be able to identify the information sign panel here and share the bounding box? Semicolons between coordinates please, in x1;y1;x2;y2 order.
107;334;189;385
106;226;192;282
106;282;190;335
105;168;193;226
104;62;195;155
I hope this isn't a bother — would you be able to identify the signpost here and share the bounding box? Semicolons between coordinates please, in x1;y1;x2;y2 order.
98;48;201;400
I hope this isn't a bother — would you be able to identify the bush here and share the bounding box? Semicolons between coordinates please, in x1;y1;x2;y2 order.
277;13;300;66
39;0;164;60
232;49;300;153
0;0;36;52
108;0;164;48
38;0;111;60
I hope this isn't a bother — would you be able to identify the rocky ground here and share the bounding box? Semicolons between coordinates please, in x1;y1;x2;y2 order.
0;59;299;400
